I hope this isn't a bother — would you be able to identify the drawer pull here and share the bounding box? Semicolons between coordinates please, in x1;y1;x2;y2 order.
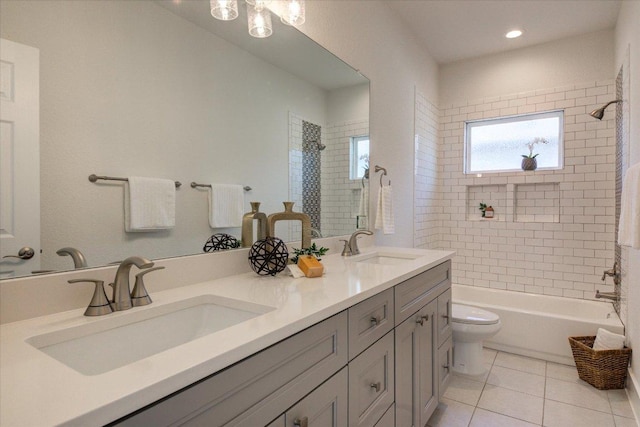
293;417;309;427
416;315;429;325
370;316;381;326
370;382;381;392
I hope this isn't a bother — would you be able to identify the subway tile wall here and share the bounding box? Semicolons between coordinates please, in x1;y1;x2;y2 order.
416;80;617;300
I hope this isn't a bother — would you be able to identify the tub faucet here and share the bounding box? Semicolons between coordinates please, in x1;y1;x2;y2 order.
601;262;620;285
341;229;373;256
595;290;618;301
111;256;154;311
56;247;88;268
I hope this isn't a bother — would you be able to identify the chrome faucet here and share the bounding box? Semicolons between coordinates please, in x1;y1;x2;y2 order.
111;256;154;311
56;247;88;268
341;229;373;256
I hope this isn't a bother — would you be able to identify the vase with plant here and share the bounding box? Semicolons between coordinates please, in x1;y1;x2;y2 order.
521;137;548;171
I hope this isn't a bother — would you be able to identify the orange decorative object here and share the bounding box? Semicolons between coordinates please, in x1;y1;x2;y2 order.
298;255;324;278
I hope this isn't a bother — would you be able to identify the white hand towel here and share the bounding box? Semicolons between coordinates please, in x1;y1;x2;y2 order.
618;162;640;248
125;176;176;232
374;185;395;234
209;184;244;228
593;328;626;350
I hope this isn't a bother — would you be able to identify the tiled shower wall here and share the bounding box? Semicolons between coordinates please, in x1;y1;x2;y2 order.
322;119;369;236
302;120;322;230
414;91;443;249
416;80;618;300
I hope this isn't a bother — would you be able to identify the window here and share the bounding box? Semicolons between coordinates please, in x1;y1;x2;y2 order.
464;110;564;174
350;135;370;179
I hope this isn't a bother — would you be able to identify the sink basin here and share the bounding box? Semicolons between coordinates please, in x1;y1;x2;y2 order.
26;295;275;375
352;251;421;265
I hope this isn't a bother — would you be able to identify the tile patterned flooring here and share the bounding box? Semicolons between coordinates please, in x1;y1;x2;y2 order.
427;349;638;427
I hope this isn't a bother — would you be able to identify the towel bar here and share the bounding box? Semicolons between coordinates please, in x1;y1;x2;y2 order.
191;182;252;192
89;174;181;188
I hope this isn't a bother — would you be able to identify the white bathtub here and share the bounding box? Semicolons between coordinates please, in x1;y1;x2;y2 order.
452;284;624;366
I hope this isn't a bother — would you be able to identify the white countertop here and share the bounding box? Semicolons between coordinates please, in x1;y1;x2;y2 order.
0;247;453;426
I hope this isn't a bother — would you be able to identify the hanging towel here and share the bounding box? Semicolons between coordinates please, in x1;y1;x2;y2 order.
618;162;640;248
374;185;395;234
125;176;176;232
593;328;626;350
209;184;244;228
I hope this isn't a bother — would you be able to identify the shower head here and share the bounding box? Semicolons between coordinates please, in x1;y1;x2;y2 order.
308;139;326;150
589;100;621;120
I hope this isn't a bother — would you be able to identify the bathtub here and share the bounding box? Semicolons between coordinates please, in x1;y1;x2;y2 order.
452;284;624;366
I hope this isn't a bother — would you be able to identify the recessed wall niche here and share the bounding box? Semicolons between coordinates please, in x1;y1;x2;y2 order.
466;184;507;221
514;183;560;223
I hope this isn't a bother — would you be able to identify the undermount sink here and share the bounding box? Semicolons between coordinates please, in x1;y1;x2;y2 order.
26;295;275;375
352;251;421;265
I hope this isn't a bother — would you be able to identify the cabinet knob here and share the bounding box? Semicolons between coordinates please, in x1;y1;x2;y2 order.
370;382;381;392
416;314;429;325
442;364;450;370
441;314;449;319
293;417;308;427
370;316;381;326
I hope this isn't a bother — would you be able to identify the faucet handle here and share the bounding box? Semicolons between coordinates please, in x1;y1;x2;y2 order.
340;240;352;257
131;266;164;307
68;278;113;316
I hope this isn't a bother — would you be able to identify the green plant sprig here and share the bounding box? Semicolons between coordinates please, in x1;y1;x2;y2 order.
291;242;329;264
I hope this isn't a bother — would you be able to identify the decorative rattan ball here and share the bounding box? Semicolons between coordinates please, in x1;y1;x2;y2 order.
203;233;240;252
248;237;289;276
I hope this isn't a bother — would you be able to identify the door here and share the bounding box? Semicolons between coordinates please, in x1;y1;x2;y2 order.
285;368;348;427
0;38;40;277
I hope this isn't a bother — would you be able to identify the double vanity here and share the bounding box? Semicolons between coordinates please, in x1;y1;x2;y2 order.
0;247;454;426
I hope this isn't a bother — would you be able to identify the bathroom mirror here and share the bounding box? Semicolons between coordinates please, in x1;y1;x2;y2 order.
0;0;369;279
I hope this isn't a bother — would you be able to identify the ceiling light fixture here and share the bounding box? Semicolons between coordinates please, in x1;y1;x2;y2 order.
505;30;523;39
210;0;238;21
211;0;306;38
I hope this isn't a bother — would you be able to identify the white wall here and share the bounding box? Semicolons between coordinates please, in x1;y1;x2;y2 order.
440;29;615;105
615;0;640;411
300;1;440;247
0;0;327;271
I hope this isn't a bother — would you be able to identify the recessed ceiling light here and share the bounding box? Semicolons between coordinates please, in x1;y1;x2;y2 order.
505;30;523;39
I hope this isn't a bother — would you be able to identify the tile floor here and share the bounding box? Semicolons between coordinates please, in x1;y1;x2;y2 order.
427;348;638;427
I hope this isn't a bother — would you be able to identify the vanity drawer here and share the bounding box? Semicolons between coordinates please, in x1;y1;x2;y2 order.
114;311;348;427
348;288;394;360
374;404;394;427
348;331;395;427
395;260;451;326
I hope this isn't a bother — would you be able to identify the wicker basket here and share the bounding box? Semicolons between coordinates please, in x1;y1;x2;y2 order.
568;336;632;390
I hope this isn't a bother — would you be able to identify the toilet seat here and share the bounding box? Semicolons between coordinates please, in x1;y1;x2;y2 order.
452;304;499;325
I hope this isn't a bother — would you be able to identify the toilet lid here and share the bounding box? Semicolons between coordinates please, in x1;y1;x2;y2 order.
452;304;500;325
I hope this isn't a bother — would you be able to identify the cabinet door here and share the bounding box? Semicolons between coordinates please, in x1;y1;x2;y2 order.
348;332;395;427
437;336;453;400
285;367;348;427
437;288;452;347
395;300;437;427
268;415;286;427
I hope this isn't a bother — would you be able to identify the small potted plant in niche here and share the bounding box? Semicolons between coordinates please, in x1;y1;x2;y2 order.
521;137;548;171
479;202;487;218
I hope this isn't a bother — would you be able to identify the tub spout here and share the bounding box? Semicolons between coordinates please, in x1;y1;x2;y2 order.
595;290;618;301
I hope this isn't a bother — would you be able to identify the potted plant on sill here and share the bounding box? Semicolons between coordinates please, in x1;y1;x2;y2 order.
521;137;548;171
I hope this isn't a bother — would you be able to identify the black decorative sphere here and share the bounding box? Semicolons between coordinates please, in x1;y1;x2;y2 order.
203;233;240;252
248;237;289;276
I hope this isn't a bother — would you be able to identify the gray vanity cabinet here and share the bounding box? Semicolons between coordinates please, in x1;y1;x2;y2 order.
394;260;451;427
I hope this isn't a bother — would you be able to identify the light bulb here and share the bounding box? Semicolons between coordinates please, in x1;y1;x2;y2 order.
248;5;273;38
281;0;305;26
505;30;523;39
210;0;238;21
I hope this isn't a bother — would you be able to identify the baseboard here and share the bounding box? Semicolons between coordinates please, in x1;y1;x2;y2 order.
627;368;640;425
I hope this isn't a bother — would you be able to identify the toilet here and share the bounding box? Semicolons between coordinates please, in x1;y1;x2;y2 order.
451;304;501;376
